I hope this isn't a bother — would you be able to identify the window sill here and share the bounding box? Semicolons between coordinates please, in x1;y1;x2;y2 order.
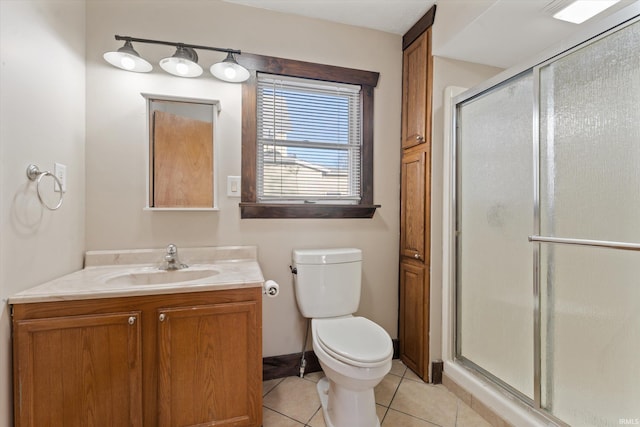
239;203;380;219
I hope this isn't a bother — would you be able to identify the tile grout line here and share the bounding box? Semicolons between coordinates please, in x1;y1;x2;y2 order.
385;407;445;427
262;377;285;399
379;368;406;426
387;370;406;409
264;406;307;426
387;369;451;427
305;406;323;427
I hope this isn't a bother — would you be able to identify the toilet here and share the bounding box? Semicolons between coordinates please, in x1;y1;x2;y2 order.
292;248;393;427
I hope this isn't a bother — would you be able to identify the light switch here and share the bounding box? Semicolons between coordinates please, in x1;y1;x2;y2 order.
227;176;240;197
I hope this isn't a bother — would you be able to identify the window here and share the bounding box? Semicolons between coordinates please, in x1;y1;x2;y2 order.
257;74;361;204
239;53;380;218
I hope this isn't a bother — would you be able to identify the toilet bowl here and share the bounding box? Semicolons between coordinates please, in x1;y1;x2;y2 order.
312;316;392;427
292;247;392;427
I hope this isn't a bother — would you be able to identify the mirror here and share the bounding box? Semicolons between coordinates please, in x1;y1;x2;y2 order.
142;93;220;210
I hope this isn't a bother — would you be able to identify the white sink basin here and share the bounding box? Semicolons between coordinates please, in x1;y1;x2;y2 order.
105;268;219;286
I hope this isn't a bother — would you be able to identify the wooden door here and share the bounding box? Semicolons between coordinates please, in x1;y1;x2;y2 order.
401;30;432;150
153;110;213;207
13;312;142;427
157;301;261;427
401;150;429;261
399;261;428;377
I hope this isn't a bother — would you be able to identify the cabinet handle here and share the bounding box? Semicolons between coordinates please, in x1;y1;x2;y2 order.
128;316;136;325
414;253;420;259
416;135;425;143
159;313;166;322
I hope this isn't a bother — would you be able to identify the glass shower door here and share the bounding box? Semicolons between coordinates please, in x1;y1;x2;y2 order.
456;72;535;400
538;18;640;426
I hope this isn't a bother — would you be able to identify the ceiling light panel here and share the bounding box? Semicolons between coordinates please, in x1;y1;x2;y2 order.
552;0;621;24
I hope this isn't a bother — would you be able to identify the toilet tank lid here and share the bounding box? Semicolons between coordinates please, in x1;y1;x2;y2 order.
293;248;362;265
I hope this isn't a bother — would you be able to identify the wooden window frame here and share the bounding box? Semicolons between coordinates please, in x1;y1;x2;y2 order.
237;53;380;219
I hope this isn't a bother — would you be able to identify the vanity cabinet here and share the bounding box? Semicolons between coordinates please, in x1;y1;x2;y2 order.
12;287;262;427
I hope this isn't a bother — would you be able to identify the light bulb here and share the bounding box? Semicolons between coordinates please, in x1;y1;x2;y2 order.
176;62;189;75
120;56;136;70
224;66;237;80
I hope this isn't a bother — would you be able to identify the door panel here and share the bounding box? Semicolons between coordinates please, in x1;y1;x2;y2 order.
399;261;427;375
14;312;142;427
401;31;430;150
157;302;260;427
401;150;428;261
538;19;640;424
456;71;534;399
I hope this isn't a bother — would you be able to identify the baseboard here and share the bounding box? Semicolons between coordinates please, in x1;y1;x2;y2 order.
263;338;400;381
263;351;322;381
431;359;443;384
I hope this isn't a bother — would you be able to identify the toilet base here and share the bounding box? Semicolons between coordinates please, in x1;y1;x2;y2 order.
316;377;381;427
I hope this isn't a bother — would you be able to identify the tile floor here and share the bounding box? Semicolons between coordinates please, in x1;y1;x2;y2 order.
262;359;492;427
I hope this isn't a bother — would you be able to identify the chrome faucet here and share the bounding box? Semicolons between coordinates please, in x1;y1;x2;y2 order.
160;244;188;271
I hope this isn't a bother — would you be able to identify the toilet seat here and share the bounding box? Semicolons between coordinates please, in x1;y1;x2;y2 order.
316;317;392;368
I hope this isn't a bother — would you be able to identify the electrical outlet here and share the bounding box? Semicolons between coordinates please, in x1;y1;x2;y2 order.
227;176;240;197
54;163;67;193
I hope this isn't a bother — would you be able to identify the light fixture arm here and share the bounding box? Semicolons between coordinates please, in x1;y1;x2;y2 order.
114;35;241;56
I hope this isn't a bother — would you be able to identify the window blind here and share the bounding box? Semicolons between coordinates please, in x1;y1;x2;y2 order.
257;73;362;203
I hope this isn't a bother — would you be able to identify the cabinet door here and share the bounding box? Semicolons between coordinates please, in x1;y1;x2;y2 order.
13;312;142;427
157;301;260;427
401;30;431;150
399;261;428;378
401;150;429;261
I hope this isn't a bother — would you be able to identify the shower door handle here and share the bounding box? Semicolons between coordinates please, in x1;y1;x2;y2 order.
528;235;640;252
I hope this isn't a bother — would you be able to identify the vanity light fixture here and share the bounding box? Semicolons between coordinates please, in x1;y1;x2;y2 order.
103;35;250;83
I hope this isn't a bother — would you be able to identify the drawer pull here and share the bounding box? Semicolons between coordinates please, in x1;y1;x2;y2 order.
159;313;166;322
128;316;136;325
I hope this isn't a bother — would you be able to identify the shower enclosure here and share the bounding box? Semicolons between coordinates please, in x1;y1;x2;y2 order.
453;15;640;427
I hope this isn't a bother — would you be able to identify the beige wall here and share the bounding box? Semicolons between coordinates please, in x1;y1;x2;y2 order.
85;1;402;358
0;1;86;425
0;1;509;423
429;56;503;364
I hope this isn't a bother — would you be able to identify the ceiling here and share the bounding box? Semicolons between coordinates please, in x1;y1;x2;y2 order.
223;0;638;69
223;0;437;35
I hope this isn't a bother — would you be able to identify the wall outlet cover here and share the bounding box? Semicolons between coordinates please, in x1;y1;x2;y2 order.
54;162;67;193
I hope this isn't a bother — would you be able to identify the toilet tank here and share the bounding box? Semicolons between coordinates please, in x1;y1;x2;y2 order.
292;248;362;318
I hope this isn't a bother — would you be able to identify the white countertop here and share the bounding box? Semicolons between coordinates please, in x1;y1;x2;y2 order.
9;246;265;304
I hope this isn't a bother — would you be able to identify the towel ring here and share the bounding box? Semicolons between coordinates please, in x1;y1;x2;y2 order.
26;164;64;211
